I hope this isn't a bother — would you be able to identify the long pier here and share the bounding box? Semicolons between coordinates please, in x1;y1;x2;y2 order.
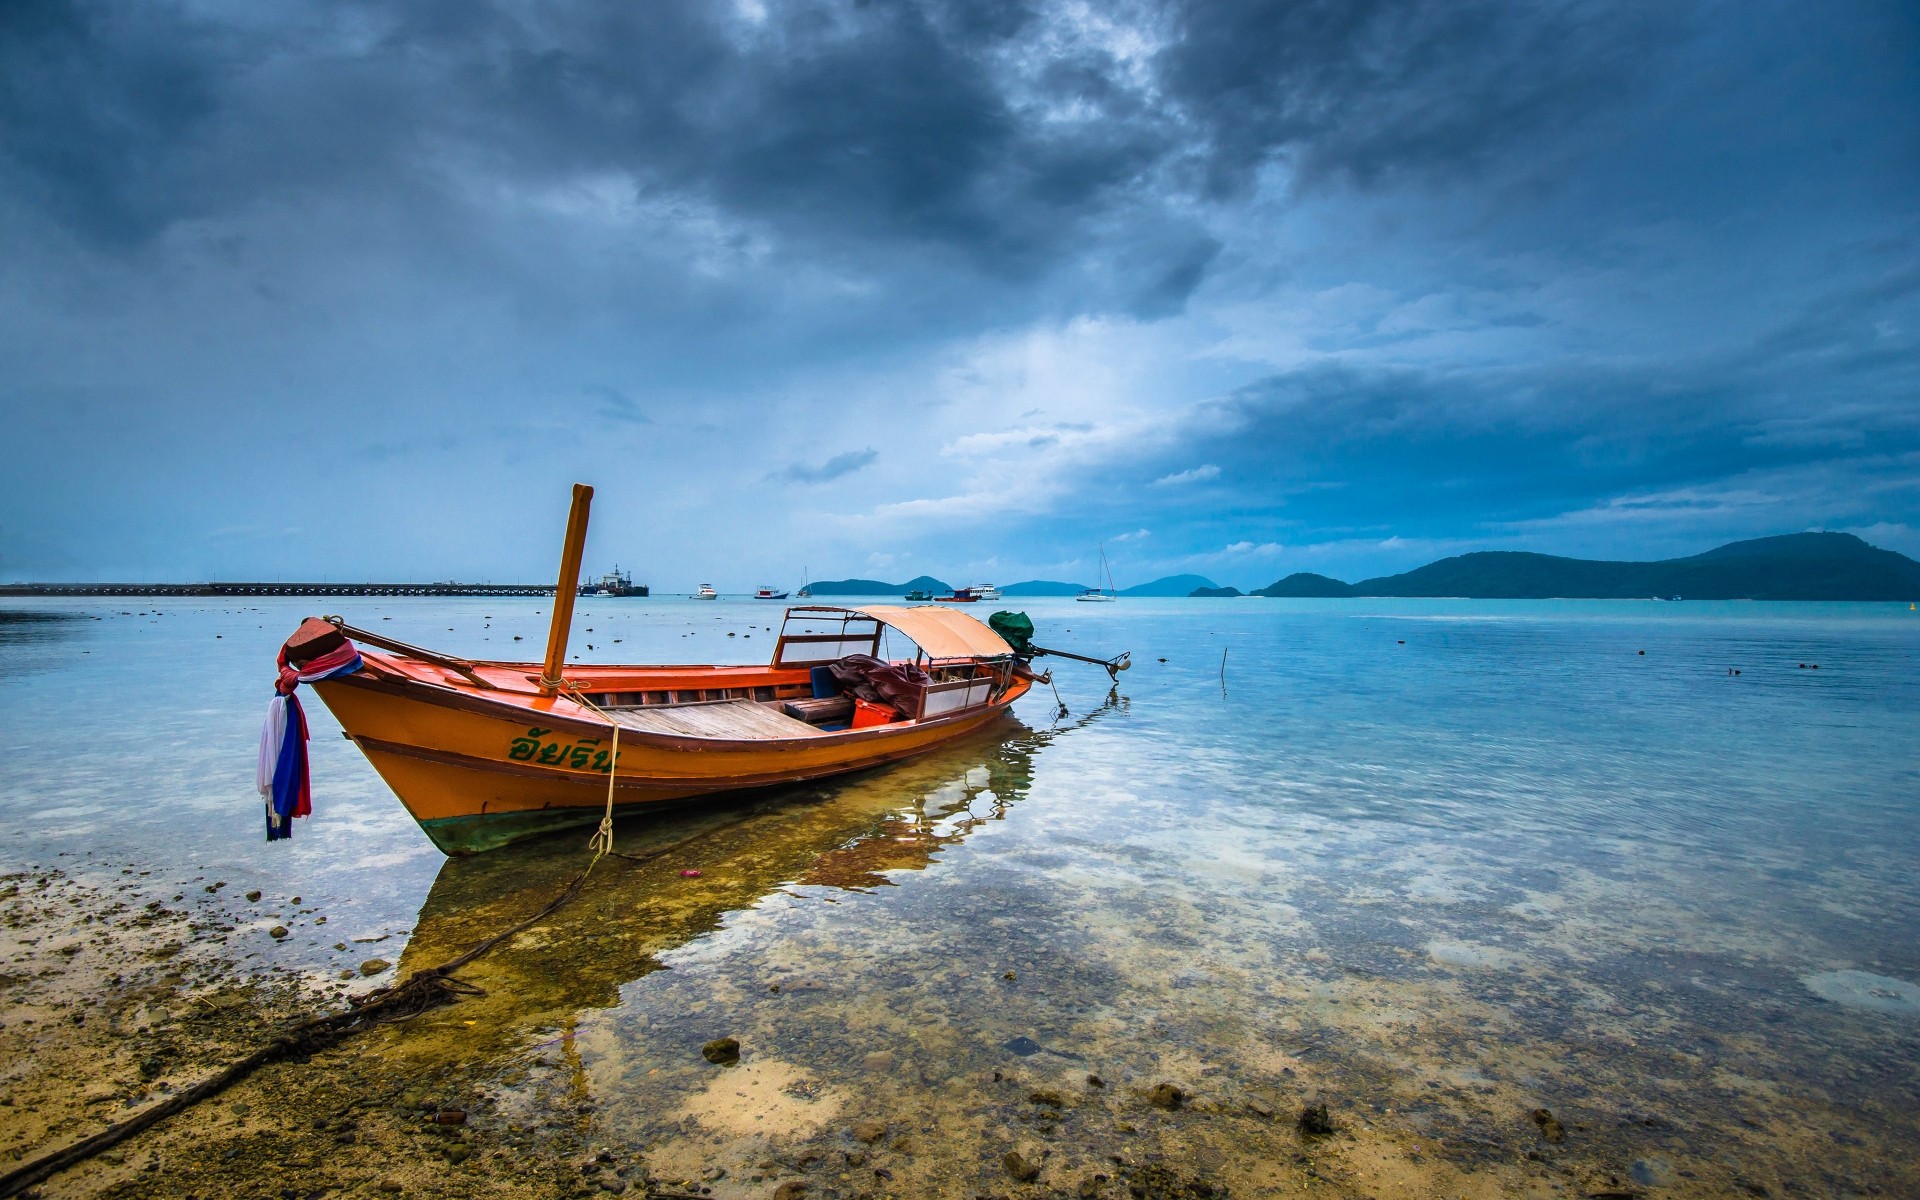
0;582;648;598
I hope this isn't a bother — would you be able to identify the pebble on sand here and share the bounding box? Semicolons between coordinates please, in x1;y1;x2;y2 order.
1147;1083;1185;1111
1003;1149;1041;1182
1299;1101;1335;1135
1532;1108;1567;1143
360;959;391;977
701;1037;741;1065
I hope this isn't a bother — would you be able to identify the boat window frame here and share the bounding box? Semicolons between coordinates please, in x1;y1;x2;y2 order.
772;605;1019;719
771;607;884;667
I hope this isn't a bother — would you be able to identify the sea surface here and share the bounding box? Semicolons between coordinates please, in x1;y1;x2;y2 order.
3;596;1918;1196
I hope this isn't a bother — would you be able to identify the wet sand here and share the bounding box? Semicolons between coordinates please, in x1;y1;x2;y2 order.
6;750;1916;1200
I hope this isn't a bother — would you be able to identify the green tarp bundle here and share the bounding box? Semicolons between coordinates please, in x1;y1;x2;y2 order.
988;610;1034;655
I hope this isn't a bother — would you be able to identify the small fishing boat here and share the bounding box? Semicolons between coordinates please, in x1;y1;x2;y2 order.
265;486;1088;856
904;588;932;601
934;591;978;603
1076;544;1119;602
754;586;790;600
969;584;1003;601
294;603;1033;854
692;583;718;600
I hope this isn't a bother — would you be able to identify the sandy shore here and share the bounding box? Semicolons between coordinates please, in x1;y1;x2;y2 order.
10;833;1909;1200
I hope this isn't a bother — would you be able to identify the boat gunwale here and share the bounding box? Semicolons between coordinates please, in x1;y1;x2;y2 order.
324;661;1031;752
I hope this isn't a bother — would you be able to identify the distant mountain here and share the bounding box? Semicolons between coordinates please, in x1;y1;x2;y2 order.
1001;580;1094;596
1120;574;1221;597
1189;586;1243;597
806;574;950;596
1255;572;1356;598
1252;534;1920;601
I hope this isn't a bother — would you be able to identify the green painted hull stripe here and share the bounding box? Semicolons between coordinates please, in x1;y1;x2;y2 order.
418;802;674;855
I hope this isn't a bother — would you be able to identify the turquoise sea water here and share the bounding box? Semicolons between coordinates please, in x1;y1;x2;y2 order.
3;596;1917;1194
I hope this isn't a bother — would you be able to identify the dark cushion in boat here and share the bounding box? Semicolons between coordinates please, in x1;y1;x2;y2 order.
810;665;841;698
783;696;854;724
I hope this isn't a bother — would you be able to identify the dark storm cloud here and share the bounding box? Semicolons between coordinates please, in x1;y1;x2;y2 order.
1;0;1160;276
0;0;1689;300
0;1;229;246
1155;0;1674;196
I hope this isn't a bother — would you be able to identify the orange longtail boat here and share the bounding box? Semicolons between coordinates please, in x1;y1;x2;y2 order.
290;485;1040;855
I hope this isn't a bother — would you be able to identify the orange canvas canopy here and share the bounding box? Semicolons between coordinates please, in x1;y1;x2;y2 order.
854;605;1015;659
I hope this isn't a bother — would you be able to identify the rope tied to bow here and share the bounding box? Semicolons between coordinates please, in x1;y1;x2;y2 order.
562;682;622;868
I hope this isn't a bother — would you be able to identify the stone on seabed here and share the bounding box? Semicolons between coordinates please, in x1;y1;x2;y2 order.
1003;1149;1041;1181
1532;1108;1567;1143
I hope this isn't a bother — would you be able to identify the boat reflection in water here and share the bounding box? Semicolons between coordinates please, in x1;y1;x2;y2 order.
388;697;1120;1072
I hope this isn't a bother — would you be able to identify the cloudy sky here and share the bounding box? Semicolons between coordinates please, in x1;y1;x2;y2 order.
3;0;1916;589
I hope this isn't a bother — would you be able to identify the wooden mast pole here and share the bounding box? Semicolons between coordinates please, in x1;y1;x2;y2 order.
539;483;594;695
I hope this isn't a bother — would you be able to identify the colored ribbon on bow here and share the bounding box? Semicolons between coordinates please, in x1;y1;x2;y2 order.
258;625;362;841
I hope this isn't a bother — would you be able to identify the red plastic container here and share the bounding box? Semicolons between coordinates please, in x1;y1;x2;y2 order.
850;698;897;728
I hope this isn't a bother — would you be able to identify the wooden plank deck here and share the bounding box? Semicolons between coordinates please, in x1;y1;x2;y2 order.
608;699;823;740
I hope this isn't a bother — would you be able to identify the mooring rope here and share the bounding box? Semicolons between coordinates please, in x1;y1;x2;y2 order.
563;683;621;867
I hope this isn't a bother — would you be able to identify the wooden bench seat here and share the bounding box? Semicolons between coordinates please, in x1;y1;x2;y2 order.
782;695;855;725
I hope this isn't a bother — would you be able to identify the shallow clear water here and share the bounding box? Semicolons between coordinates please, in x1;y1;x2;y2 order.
3;596;1918;1195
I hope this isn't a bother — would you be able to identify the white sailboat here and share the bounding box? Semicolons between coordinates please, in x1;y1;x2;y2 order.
1076;545;1119;602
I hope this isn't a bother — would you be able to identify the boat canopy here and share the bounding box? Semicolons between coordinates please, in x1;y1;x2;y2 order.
773;604;1015;667
862;604;1015;658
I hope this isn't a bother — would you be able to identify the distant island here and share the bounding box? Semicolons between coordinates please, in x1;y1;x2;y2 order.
1253;533;1920;601
1120;574;1219;597
795;537;1919;602
803;575;951;596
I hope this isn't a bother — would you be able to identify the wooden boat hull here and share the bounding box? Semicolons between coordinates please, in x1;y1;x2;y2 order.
312;668;1029;855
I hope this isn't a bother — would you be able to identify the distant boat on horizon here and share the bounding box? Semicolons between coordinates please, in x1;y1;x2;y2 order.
935;584;1004;603
593;565;648;597
754;586;790;600
692;583;718;600
1076;545;1119;602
